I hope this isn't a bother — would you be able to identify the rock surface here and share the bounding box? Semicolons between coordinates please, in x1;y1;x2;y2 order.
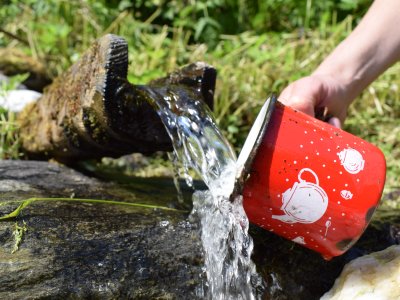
0;160;399;299
321;245;400;300
0;160;204;299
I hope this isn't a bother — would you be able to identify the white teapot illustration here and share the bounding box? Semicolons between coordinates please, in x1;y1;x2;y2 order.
272;168;328;224
337;148;365;174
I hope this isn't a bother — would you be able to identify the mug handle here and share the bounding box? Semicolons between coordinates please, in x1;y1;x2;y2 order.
298;168;319;185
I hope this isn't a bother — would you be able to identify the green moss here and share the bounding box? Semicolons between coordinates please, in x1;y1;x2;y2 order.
62;117;80;148
82;107;108;144
11;221;27;254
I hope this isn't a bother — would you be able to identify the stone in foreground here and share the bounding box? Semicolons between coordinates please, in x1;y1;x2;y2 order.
321;245;400;300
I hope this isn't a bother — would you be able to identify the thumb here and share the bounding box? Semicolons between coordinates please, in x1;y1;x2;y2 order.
279;92;316;118
279;77;323;117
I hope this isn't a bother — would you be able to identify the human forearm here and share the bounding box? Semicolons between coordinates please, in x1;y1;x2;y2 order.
279;0;400;127
313;0;400;104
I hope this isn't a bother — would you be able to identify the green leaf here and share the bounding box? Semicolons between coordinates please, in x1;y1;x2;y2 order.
0;197;186;221
194;17;221;41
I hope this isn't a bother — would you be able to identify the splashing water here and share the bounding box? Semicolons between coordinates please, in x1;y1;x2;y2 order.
146;86;263;299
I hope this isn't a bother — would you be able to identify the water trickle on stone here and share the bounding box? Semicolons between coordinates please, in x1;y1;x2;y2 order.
167;152;185;204
146;86;263;299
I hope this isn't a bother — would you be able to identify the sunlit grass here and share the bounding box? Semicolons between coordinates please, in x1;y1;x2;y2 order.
0;74;27;159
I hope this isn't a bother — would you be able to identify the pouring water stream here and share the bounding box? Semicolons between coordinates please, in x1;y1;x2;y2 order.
145;86;266;299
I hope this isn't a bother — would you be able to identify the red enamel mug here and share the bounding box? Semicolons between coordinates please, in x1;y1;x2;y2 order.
235;96;386;259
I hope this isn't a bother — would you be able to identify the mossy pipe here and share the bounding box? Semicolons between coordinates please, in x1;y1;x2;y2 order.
17;34;216;162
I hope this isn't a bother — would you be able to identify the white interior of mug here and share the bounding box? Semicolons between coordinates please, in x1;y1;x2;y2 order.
236;96;275;180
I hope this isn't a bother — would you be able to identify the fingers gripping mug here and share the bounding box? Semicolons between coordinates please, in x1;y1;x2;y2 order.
236;96;386;259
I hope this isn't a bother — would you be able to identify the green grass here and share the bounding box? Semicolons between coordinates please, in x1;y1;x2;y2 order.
0;74;27;159
0;0;398;202
0;197;185;222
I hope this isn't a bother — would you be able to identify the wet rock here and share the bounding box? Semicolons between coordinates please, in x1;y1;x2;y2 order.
321;245;400;300
0;160;399;299
0;160;204;299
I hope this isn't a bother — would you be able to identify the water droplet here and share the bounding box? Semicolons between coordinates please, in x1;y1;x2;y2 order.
160;220;170;227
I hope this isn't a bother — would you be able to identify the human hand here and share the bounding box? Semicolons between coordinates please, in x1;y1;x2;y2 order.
279;74;352;128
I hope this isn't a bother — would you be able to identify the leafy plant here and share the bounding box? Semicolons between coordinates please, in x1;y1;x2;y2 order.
0;73;28;159
0;109;21;159
0;197;185;222
12;221;27;253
